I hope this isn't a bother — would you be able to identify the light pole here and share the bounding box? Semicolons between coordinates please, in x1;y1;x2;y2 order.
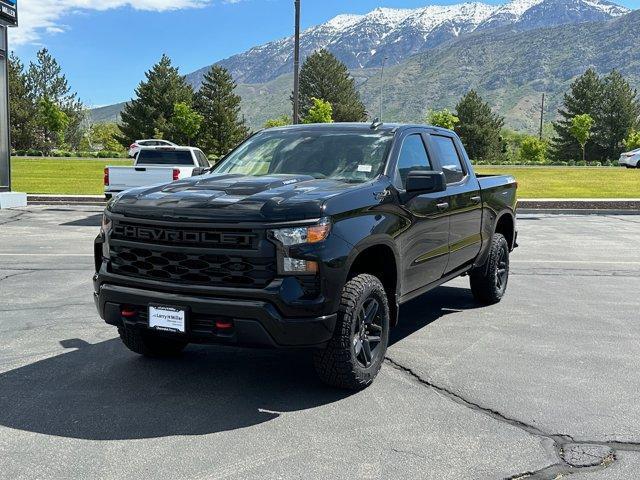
292;0;301;124
379;56;388;121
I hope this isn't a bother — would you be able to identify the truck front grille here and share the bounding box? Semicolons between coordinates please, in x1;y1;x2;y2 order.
108;220;275;288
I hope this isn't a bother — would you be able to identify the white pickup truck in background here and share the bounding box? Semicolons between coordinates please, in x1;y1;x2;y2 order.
104;146;211;198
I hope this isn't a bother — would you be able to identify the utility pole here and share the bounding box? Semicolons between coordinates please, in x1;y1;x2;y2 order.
379;56;388;121
539;93;545;140
292;0;301;124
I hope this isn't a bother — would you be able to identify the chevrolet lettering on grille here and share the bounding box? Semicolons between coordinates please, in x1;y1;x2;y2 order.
113;224;254;248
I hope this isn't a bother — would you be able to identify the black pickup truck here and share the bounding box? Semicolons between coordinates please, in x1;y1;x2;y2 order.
94;123;517;389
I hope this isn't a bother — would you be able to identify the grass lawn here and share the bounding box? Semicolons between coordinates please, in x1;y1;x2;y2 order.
11;157;132;195
475;166;640;198
9;158;640;198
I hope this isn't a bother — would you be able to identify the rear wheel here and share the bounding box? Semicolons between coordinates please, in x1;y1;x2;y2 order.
470;233;510;305
118;327;187;357
313;274;390;390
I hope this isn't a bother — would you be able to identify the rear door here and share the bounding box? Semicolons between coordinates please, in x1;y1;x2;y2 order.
427;133;482;273
393;130;450;295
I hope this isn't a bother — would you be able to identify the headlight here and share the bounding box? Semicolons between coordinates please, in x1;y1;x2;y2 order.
100;213;111;234
271;217;331;246
101;213;112;235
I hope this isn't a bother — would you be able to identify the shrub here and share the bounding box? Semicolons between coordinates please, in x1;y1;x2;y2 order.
518;136;547;164
624;130;640;151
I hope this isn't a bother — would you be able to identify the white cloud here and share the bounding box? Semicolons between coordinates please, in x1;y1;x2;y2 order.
9;0;215;45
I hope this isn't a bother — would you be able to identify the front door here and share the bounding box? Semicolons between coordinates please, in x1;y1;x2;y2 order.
395;131;450;295
428;134;482;273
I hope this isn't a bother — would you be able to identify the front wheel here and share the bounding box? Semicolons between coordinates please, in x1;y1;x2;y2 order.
313;274;390;390
469;233;510;304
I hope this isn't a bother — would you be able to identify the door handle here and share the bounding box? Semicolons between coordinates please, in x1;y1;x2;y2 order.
436;202;449;211
471;195;481;203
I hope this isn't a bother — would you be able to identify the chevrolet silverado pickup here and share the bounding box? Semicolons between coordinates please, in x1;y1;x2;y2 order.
94;123;517;390
104;146;211;199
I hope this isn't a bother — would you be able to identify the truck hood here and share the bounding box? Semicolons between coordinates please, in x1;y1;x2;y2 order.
109;173;365;222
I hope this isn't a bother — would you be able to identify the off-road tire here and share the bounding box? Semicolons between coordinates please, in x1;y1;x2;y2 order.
313;274;390;390
470;233;510;305
118;327;187;357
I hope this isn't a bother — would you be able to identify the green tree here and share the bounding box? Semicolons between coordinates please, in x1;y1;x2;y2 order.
569;114;594;162
592;70;640;160
519;136;547;164
427;109;459;130
303;98;333;124
8;52;37;151
118;54;193;145
624;130;640;151
264;115;291;128
551;68;603;162
26;48;84;149
37;97;69;153
454;90;505;163
88;122;124;152
171;102;203;145
298;50;367;123
194;65;248;156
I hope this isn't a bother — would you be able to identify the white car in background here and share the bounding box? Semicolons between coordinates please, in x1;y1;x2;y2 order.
619;148;640;168
105;146;211;198
128;139;177;158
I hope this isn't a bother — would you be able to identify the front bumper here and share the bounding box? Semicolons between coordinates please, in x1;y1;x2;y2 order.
94;281;337;348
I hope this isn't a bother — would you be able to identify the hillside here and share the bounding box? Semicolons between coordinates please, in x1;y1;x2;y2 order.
89;0;638;132
185;0;627;86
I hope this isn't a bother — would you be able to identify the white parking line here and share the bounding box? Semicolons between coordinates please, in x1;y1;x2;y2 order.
515;260;640;265
0;253;93;256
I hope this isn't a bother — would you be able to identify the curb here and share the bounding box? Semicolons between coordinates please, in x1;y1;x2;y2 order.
27;195;105;206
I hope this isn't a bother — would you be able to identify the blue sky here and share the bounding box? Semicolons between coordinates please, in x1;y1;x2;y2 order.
10;0;640;106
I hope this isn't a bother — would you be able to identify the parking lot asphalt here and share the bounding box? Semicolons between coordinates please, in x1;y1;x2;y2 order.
1;206;639;480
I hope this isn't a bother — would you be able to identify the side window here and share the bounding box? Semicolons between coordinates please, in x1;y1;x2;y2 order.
196;151;209;167
396;134;431;189
432;135;465;184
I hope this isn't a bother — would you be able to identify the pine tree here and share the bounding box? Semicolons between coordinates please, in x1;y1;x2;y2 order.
593;70;640;160
25;48;84;149
454;90;505;162
194;65;248;157
8;52;37;151
297;50;367;123
118;54;193;145
551;68;603;162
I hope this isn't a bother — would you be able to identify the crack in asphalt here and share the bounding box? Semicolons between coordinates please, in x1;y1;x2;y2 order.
0;271;34;283
384;356;640;479
0;210;32;226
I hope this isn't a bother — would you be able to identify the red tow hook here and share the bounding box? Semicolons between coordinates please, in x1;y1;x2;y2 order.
215;321;233;330
121;307;137;318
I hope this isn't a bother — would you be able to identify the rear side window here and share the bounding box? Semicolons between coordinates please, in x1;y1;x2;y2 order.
136;150;194;165
432;135;465;184
396;134;432;189
196;151;210;167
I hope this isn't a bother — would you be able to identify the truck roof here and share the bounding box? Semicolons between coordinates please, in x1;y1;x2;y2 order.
263;122;456;135
137;145;201;152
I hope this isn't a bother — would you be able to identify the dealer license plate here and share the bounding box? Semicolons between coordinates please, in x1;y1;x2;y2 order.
148;305;186;333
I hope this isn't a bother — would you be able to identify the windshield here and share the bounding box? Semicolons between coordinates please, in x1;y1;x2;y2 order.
213;129;393;182
136;150;193;165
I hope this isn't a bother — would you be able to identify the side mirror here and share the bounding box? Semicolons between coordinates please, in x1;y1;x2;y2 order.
405;170;446;195
191;167;208;177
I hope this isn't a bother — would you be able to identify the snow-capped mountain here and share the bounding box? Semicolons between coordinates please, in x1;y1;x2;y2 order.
185;0;629;86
